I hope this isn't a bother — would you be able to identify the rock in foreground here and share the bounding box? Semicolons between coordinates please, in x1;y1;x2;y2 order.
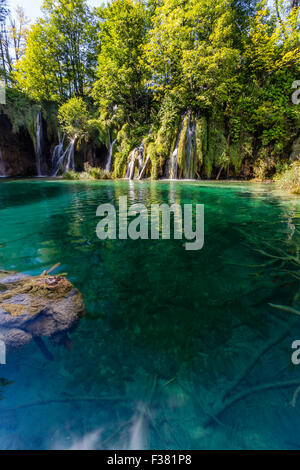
0;270;85;353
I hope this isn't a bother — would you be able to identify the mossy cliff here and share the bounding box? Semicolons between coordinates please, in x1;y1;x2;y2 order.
0;270;85;353
0;89;58;176
117;109;299;181
0;89;298;180
0;89;109;177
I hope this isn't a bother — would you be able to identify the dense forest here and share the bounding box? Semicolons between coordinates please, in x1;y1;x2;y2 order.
0;0;299;182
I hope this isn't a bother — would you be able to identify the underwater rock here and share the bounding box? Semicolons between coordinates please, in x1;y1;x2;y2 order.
0;270;85;353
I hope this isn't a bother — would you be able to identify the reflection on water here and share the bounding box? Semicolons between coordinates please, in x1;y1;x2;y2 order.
0;179;300;450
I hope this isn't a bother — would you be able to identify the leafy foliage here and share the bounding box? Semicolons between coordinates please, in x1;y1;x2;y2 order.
275;161;300;193
15;0;98;101
58;96;89;140
9;0;300;180
92;0;150;120
63;163;112;180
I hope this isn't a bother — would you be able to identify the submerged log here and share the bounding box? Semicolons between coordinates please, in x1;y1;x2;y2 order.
0;270;85;354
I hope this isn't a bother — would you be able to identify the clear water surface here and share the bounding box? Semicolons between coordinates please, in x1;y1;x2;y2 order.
0;179;300;450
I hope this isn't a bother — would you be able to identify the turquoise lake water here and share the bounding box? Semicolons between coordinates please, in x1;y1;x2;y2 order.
0;179;300;450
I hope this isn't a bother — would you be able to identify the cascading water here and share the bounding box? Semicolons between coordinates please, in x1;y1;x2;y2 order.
170;148;178;180
137;142;144;171
169;122;183;179
138;155;150;180
126;149;137;180
65;138;76;173
137;141;152;180
35;112;43;176
168;114;197;180
125;141;144;180
51;132;65;175
105;131;117;172
52;135;76;176
184;114;197;179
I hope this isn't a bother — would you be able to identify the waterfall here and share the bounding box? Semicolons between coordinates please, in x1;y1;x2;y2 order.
52;135;76;176
51;132;65;174
184;114;197;179
126;149;137;180
35;112;44;176
105;131;117;172
66;138;76;172
125;141;144;180
170;148;178;179
169;122;183;179
168;114;197;180
138;155;150;180
137;142;144;171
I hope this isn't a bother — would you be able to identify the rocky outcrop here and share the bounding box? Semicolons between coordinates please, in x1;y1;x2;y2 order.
0;270;85;355
76;141;109;172
0;113;37;177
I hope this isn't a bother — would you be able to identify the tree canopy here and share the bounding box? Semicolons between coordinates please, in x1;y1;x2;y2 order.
14;0;98;101
5;0;300;178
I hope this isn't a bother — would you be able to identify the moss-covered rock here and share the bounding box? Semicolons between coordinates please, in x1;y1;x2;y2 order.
0;271;85;353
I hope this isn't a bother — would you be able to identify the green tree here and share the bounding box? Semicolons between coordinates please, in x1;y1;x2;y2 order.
14;22;63;101
58;96;89;141
145;0;240;110
92;0;150;121
15;0;98;101
233;0;300;153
